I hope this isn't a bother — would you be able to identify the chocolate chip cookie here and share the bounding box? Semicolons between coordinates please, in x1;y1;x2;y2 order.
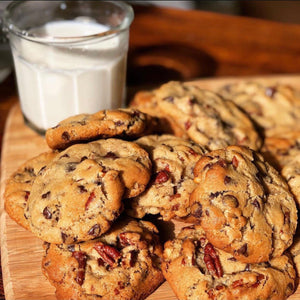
45;108;155;150
4;151;57;230
25;142;126;244
42;217;164;300
261;131;300;170
219;81;300;136
281;154;300;207
154;81;262;150
126;135;207;221
162;225;296;300
188;145;297;263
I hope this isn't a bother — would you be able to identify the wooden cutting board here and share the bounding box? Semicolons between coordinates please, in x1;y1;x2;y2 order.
1;74;300;300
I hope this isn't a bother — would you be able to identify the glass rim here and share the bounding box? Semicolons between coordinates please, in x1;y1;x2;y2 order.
2;0;134;45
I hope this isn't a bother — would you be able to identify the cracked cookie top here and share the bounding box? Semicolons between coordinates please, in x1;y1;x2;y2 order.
188;145;297;263
153;81;262;151
218;81;300;136
162;225;296;300
45;108;156;150
126;135;207;221
42;217;164;300
4;151;57;230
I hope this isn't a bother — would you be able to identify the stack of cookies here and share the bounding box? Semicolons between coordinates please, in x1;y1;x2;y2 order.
4;80;300;300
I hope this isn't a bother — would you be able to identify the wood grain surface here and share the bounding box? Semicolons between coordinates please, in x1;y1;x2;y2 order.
1;74;300;300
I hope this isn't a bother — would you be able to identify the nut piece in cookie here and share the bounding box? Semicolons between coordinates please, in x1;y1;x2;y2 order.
4;151;57;230
127;135;207;221
25;143;126;244
153;81;262;151
162;225;296;300
45;108;156;150
42;217;164;300
188;145;297;263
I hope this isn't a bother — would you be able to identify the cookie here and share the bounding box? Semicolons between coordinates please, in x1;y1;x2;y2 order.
4;151;57;230
126;135;207;221
153;81;262;151
261;131;300;170
188;145;297;263
130;90;187;138
25;142;126;244
45;108;155;150
281;154;300;207
162;225;296;300
218;81;300;135
42;217;164;300
289;234;300;277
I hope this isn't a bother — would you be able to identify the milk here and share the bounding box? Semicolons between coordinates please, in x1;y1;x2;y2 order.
10;20;129;131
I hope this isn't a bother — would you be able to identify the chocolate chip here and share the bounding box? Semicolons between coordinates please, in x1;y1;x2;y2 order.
209;191;222;199
43;207;52;219
88;224;101;236
38;166;47;175
61;131;70;141
80;156;88;162
78;185;87;193
66;162;78;172
193;203;202;218
265;86;277;98
105;152;118;159
24;167;34;175
252;200;261;209
42;191;51;199
60;153;70;159
68;245;75;252
224;176;231;184
236;243;248;257
115;121;125;126
61;232;68;243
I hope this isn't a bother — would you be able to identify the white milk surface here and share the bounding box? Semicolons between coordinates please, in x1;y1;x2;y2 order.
11;20;128;130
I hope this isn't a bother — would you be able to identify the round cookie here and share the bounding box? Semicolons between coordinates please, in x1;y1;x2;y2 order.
162;225;296;300
4;151;57;230
126;135;207;221
188;145;297;263
25;143;126;244
281;154;300;207
218;81;300;135
154;81;262;151
261;131;300;170
45;108;156;150
42;217;164;300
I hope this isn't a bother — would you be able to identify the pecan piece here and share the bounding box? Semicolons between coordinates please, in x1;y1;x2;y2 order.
94;242;121;267
119;232;147;250
204;243;223;278
154;170;169;184
85;191;95;210
72;251;87;286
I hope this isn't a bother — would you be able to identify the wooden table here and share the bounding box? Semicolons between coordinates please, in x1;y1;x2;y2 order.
1;5;300;300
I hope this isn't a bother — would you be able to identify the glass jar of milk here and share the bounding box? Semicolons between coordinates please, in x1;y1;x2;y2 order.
3;1;134;133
